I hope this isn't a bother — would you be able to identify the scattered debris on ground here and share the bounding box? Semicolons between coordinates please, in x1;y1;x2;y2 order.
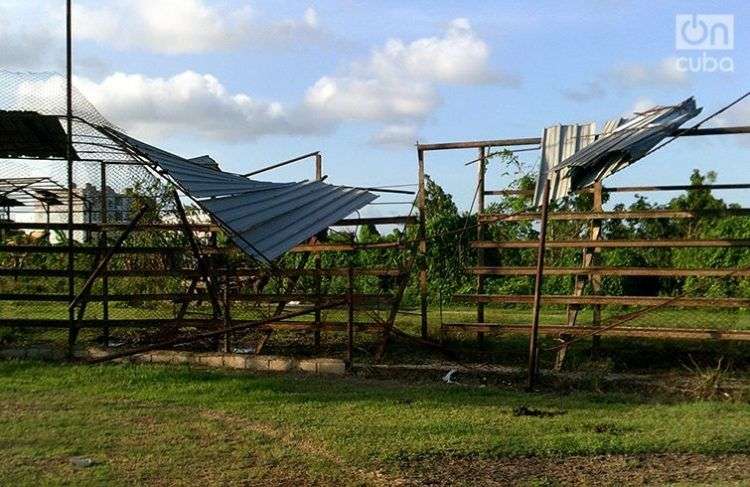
512;405;565;418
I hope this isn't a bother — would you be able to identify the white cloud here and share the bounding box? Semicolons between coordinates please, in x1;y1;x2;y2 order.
73;0;323;55
305;18;517;125
73;71;323;140
305;76;437;122
369;125;418;149
1;15;511;144
368;18;516;86
611;57;689;88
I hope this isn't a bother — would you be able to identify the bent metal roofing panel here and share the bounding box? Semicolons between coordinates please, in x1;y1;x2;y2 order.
536;97;701;206
104;127;377;262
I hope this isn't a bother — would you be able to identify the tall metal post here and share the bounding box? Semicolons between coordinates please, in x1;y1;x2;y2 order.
527;178;551;390
418;148;428;338
590;181;603;352
66;0;76;356
476;147;486;345
313;153;323;349
347;265;354;368
223;267;231;353
100;160;109;343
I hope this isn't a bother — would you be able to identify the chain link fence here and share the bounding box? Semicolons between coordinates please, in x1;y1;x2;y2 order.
0;71;408;362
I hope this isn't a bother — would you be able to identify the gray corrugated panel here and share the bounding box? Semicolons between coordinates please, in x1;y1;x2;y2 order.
557;97;701;189
219;183;340;229
101;127;377;261
201;182;310;215
258;190;376;258
545;97;700;202
534;123;596;206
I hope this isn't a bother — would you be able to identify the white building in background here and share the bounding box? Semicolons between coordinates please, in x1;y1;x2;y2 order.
28;183;133;242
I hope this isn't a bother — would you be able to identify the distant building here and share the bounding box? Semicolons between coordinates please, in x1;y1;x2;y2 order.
33;183;134;242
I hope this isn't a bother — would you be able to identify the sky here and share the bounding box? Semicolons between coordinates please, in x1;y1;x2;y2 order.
1;0;749;214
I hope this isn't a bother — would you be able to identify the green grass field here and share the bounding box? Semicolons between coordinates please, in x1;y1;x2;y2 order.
1;361;749;485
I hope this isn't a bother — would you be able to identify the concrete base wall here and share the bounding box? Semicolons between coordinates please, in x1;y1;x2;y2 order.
1;346;346;376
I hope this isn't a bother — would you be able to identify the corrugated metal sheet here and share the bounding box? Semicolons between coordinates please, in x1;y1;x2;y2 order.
103;127;377;262
533;123;596;206
542;97;701;204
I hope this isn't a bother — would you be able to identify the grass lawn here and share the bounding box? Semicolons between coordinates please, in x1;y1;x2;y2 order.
1;360;749;485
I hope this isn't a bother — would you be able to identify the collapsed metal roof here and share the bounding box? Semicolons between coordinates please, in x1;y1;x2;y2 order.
102;127;377;262
536;97;702;205
0;71;378;263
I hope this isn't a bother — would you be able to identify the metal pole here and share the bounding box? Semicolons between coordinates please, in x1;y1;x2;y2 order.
347;265;354;368
66;0;76;357
590;181;603;353
223;267;231;353
314;153;323;349
100;160;109;343
476;147;486;345
418;148;428;339
527;178;551;390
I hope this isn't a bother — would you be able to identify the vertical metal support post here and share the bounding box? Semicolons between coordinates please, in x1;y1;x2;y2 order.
223;268;231;353
66;0;76;357
527;178;551;390
347;265;354;369
476;147;486;345
558;183;603;370
590;181;603;353
417;148;428;339
100;160;109;343
313;153;323;349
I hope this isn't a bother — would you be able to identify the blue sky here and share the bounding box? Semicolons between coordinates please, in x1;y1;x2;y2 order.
1;0;749;213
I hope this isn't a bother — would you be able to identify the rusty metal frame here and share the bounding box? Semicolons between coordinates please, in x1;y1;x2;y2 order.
418;125;750;383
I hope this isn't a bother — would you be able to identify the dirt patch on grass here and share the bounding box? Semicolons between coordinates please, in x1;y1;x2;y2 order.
398;453;750;486
200;410;406;486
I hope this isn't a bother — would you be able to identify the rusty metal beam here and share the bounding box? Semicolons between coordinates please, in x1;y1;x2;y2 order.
484;183;750;196
471;239;750;249
332;216;418;226
290;241;404;252
479;208;750;222
470;266;750;277
441;323;750;341
417;126;750;151
527;178;550;389
0;245;222;255
453;294;750;307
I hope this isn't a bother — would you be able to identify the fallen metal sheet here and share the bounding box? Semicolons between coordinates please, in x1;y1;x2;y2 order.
538;97;701;205
533;123;596;206
103;127;377;262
